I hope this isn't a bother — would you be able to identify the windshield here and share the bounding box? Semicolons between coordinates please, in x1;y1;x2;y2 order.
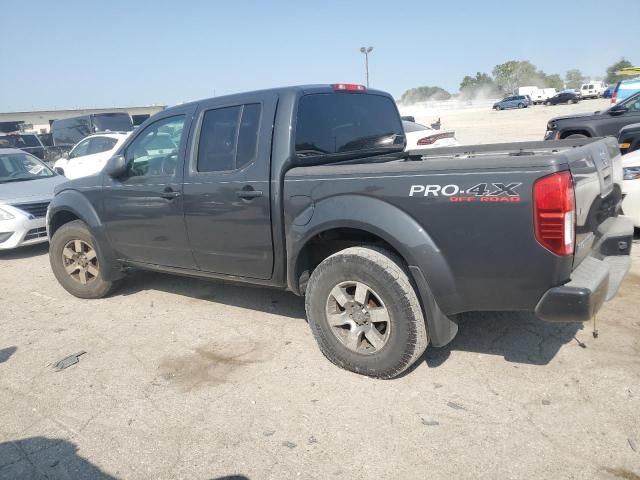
91;113;133;132
0;134;41;148
295;93;404;159
0;153;55;183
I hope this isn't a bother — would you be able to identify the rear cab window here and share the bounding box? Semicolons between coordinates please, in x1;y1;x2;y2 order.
294;92;404;161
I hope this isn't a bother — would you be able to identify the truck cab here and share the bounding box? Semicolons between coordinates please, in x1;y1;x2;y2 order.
46;84;633;379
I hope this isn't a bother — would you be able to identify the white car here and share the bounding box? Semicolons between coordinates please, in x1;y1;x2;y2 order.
403;120;458;151
580;81;607;100
622;149;640;227
54;133;130;180
0;149;66;249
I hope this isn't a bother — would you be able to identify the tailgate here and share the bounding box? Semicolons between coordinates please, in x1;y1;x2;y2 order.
565;137;625;265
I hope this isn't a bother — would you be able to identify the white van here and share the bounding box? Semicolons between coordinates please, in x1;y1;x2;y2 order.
530;88;557;105
580;81;607;99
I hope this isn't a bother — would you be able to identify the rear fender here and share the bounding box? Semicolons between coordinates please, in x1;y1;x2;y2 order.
287;194;459;346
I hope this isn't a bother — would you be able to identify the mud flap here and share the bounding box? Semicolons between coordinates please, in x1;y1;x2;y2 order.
409;266;458;347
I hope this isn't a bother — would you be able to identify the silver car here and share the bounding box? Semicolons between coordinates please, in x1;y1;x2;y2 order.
0;149;67;249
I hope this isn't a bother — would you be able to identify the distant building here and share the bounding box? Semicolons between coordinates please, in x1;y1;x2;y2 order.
0;105;167;133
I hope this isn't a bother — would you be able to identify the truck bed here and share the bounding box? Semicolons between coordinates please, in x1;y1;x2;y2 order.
284;138;626;317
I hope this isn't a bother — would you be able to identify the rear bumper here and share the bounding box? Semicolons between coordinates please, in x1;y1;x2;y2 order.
535;216;634;322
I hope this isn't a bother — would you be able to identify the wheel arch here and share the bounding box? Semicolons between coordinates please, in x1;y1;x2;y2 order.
47;190;123;281
559;128;593;139
286;195;459;346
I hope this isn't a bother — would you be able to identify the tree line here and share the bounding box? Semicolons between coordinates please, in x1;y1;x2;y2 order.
399;58;634;104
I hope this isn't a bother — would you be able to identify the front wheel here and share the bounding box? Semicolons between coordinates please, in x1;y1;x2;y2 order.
305;246;429;378
518;103;524;109
545;101;552;106
50;220;120;299
568;99;575;104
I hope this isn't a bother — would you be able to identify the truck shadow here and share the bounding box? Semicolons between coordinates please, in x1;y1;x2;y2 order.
118;272;583;367
0;243;49;260
422;311;584;368
0;437;116;479
117;271;307;321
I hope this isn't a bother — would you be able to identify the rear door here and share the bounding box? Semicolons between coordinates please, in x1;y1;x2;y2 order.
182;93;277;279
101;107;196;268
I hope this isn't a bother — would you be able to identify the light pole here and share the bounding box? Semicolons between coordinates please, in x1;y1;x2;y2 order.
360;46;373;87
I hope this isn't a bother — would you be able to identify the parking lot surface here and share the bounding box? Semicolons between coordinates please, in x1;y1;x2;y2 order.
1;101;639;480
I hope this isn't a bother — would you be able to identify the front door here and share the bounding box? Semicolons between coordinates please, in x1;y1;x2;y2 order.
101;111;196;268
182;94;277;279
601;94;640;136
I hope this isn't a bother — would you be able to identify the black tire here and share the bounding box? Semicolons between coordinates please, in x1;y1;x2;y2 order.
545;101;552;106
568;99;575;104
50;220;120;299
495;105;502;111
565;134;587;139
305;246;428;379
518;103;524;109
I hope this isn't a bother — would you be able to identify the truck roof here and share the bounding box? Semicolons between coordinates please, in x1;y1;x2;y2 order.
164;84;391;113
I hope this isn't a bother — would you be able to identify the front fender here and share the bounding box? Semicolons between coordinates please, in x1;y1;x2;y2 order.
286;194;459;314
47;190;122;281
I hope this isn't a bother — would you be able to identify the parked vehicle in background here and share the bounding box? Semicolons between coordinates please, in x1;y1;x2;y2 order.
618;123;640;155
493;95;529;110
621;149;640;227
51;113;133;148
45;84;632;378
402;120;457;150
530;88;557;105
515;86;538;97
0;149;66;249
545;91;640;140
612;78;640;104
0;133;46;160
544;92;579;106
580;81;607;99
602;86;614;98
54;133;131;179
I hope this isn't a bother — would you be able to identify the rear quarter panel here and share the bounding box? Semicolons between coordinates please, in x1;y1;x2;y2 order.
285;157;573;315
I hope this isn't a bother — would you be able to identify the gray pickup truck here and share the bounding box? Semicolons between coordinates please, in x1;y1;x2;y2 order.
46;84;633;378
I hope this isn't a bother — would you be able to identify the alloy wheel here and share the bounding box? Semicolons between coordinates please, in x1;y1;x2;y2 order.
62;239;99;285
325;281;391;354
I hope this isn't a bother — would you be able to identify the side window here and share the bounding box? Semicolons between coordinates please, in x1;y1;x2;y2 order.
69;138;91;159
124;115;185;178
627;98;640;112
88;137;117;155
197;103;261;173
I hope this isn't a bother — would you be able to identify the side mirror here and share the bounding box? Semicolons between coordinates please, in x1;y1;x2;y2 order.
609;105;628;116
103;154;128;177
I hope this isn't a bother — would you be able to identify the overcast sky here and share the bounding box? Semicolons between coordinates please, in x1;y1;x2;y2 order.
1;0;637;111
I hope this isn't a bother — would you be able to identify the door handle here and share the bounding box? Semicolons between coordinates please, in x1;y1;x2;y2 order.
236;187;263;199
160;187;181;200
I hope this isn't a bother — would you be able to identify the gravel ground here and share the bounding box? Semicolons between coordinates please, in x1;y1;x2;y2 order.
1;100;639;480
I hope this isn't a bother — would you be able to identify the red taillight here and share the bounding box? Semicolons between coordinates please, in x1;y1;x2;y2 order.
611;91;617;104
332;83;366;92
533;171;575;256
417;132;454;145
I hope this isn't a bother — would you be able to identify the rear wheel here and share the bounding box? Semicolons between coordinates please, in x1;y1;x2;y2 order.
568;99;575;104
50;220;120;299
495;105;502;111
305;246;428;378
545;101;552;106
518;103;524;109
